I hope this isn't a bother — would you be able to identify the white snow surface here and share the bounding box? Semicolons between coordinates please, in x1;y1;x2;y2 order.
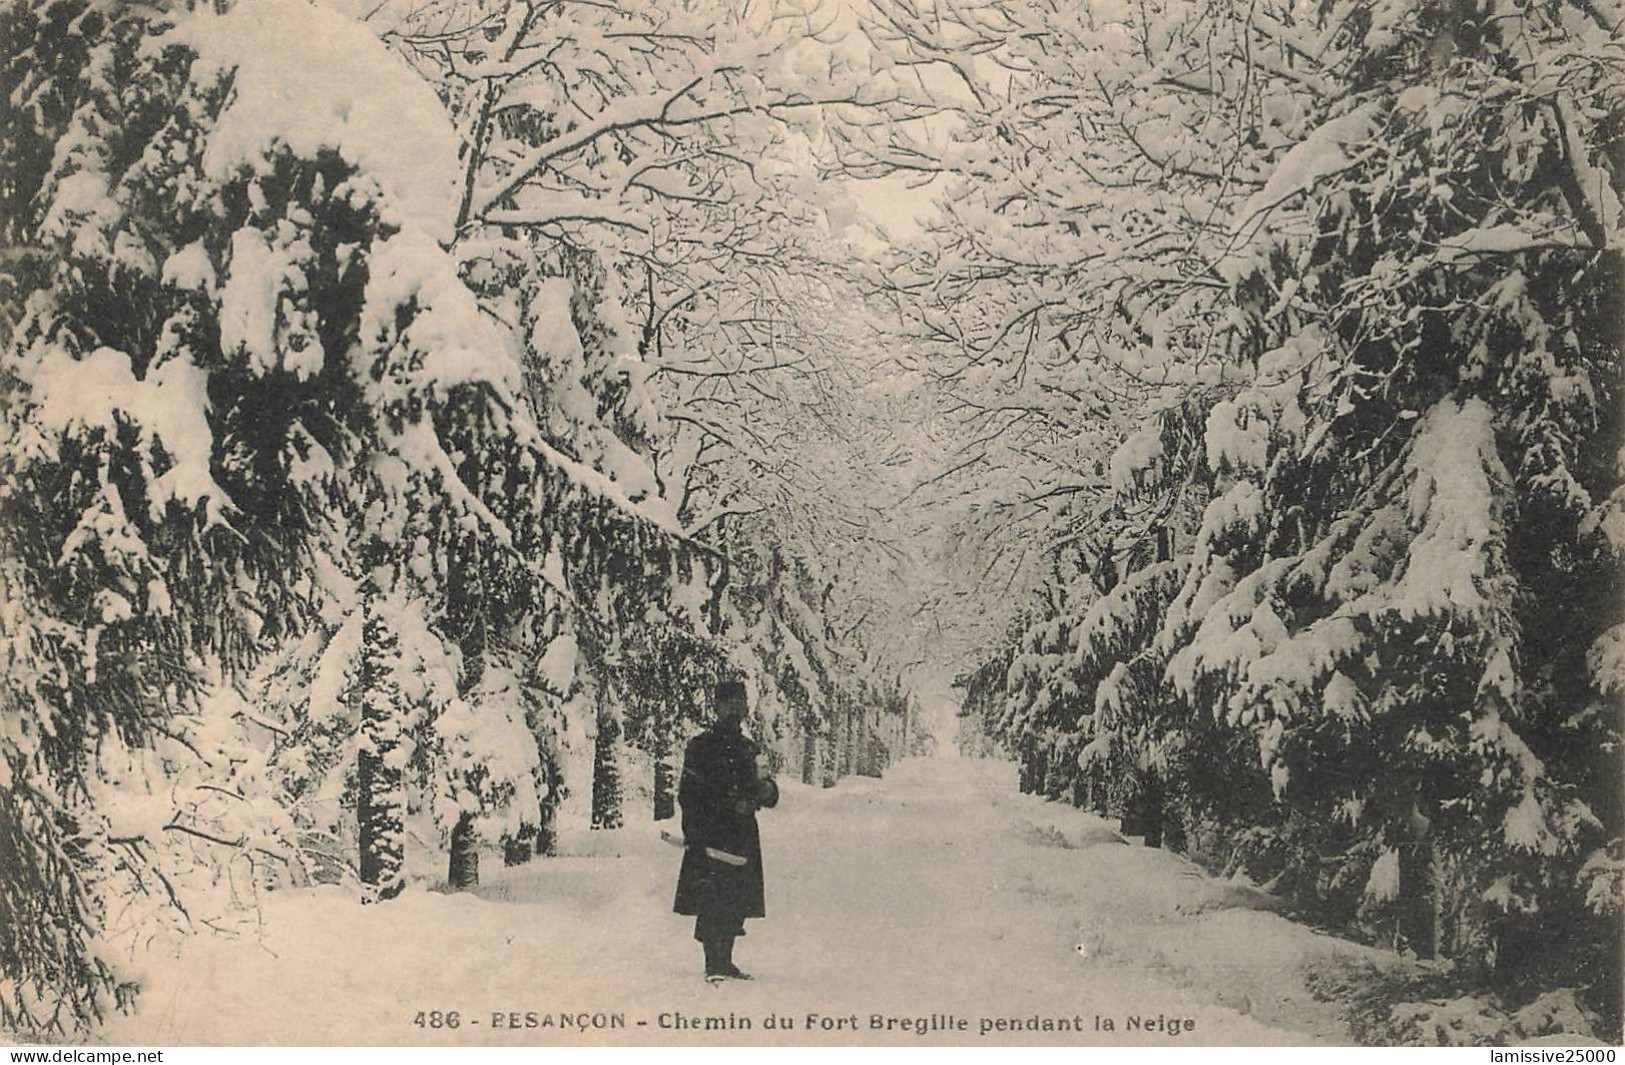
99;759;1425;1046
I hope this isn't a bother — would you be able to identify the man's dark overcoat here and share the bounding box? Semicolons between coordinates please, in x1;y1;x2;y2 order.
672;721;777;919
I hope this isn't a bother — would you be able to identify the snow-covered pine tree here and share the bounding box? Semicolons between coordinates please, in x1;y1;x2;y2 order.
0;0;326;1030
2;0;738;1029
589;677;624;832
1167;0;1625;981
892;0;1622;1014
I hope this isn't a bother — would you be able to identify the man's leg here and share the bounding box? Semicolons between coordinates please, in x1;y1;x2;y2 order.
716;916;750;979
695;914;732;977
702;937;725;976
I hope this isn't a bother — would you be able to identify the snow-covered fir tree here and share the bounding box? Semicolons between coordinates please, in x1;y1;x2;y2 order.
0;0;787;1031
874;0;1622;1018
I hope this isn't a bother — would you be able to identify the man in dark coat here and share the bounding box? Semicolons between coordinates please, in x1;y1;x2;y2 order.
673;679;779;980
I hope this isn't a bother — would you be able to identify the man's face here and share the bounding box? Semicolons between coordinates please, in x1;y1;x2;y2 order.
717;694;747;724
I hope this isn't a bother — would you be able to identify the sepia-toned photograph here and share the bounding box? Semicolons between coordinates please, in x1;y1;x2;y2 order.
1;0;1622;1051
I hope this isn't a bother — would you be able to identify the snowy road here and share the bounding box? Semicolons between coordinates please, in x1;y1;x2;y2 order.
106;758;1394;1045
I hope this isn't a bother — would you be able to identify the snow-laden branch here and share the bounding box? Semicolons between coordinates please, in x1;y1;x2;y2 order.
470;81;711;220
483;198;649;232
468;79;924;225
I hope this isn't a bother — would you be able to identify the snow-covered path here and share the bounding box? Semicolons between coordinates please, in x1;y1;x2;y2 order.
105;758;1400;1046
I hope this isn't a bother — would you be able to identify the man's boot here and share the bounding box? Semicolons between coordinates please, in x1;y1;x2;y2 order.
717;936;751;980
702;939;725;979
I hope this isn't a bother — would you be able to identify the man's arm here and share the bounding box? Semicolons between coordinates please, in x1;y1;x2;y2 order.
677;738;718;844
747;747;778;810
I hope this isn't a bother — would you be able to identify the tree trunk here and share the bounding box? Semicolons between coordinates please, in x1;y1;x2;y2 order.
356;742;404;900
1140;774;1165;848
1018;747;1033;793
1042;750;1064;800
801;722;817;786
535;759;559;859
448;811;479;890
1397;839;1437;959
1164;798;1188;855
502;828;534;867
652;729;676;822
356;597;404;902
1441;853;1493;981
861;722;883;778
820;726;838;788
1088;763;1110;817
652;757;675;822
842;704;858;777
445;539;488;891
533;754;565;865
591;698;623;830
832;707;846;780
